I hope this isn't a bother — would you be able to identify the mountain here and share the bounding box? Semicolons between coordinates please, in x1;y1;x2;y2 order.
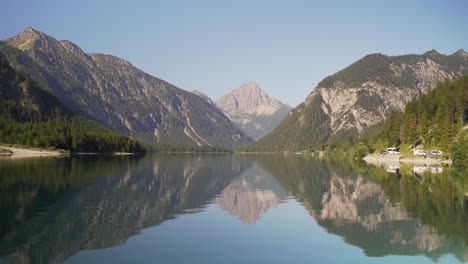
0;28;252;148
216;82;291;140
0;51;144;152
245;50;468;151
191;90;216;106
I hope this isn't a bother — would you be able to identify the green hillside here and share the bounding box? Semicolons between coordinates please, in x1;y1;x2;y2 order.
376;77;466;147
368;77;467;165
238;94;331;152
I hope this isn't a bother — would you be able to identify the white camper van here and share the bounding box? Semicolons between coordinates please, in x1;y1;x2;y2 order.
387;147;400;155
414;149;426;156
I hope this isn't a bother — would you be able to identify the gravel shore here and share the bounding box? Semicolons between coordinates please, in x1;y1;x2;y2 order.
0;146;67;159
363;153;451;166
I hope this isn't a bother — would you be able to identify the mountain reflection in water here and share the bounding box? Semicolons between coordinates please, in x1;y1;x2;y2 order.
0;154;466;263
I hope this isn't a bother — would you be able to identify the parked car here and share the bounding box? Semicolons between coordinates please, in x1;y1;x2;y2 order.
380;150;388;155
430;150;443;156
414;149;426;156
387;147;400;155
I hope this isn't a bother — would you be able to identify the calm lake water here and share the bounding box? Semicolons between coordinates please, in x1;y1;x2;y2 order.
0;154;466;263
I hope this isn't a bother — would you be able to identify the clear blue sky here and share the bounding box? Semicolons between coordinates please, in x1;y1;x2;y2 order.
1;0;467;106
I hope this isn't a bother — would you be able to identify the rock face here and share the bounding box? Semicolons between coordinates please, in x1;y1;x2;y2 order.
191;90;216;106
0;28;253;147
216;82;291;140
249;50;468;151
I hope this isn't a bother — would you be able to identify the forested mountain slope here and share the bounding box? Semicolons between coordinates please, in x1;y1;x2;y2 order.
0;52;145;152
244;50;468;151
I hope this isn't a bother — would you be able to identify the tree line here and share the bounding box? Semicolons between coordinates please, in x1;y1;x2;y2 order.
0;52;146;153
379;77;466;150
360;76;467;167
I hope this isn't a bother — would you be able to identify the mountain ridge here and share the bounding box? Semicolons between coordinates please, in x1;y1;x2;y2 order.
0;27;253;148
245;49;468;151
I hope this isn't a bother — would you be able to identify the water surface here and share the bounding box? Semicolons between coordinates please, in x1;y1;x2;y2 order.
0;154;466;263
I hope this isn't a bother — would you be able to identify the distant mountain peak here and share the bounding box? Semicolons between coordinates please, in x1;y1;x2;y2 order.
217;82;283;114
424;49;441;57
216;82;291;140
18;27;47;40
5;27;57;51
236;81;260;90
454;48;468;58
232;82;271;99
22;26;39;35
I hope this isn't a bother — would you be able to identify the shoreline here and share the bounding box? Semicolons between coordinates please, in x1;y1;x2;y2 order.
363;153;452;166
0;146;68;159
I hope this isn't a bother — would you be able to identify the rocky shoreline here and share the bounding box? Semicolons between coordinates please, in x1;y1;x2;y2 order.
0;146;67;159
363;153;452;166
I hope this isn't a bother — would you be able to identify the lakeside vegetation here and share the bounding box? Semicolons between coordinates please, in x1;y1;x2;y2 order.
367;77;467;166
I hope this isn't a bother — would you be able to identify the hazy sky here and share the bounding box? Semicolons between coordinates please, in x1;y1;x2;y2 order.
1;0;467;106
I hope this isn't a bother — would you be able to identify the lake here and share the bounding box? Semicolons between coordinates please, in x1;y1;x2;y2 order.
0;154;466;263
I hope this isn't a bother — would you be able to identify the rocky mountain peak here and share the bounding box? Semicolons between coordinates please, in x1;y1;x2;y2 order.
424;49;441;57
14;28;86;59
454;48;468;58
6;27;58;51
17;27;55;43
216;82;291;140
217;82;283;115
19;27;44;39
231;82;272;102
